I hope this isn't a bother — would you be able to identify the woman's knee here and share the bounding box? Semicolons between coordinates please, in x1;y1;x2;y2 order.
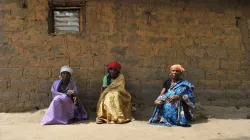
53;95;68;103
53;96;62;101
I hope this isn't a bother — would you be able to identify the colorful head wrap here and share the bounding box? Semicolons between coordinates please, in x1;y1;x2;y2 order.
108;61;121;71
60;65;73;75
170;64;185;73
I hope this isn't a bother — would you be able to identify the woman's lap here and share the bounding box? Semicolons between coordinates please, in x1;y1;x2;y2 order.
149;101;190;126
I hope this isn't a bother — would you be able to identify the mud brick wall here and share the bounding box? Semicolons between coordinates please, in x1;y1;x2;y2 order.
0;0;250;112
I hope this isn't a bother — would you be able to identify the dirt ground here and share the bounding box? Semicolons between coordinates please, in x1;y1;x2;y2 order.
0;106;250;140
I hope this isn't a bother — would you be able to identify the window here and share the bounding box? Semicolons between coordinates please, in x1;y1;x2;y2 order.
54;10;80;33
48;0;85;35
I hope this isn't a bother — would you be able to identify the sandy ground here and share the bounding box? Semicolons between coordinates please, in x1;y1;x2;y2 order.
0;106;250;140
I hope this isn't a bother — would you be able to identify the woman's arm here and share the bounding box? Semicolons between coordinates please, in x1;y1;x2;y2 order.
51;82;64;98
154;88;167;106
161;79;171;95
67;82;78;96
159;88;166;95
72;82;78;95
101;87;106;92
101;75;108;93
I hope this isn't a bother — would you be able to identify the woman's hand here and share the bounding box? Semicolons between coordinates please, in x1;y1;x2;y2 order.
154;100;164;106
67;90;74;95
73;97;77;104
168;95;180;103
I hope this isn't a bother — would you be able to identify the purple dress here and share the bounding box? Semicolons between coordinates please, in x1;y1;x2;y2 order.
41;80;88;125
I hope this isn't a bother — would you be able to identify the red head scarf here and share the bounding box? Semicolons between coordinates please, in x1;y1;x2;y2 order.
108;61;121;71
170;64;185;73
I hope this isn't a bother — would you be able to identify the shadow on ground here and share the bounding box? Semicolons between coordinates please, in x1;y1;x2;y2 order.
1;103;249;125
210;136;250;140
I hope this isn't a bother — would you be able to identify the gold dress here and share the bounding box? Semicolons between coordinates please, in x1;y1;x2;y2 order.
96;74;133;124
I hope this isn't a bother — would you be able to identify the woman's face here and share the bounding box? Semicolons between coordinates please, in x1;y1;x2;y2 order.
61;71;71;81
170;68;182;80
109;68;119;78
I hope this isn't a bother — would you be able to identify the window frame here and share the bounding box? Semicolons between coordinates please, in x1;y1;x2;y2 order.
48;1;86;35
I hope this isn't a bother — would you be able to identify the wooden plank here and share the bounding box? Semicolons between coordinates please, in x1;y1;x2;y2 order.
55;22;79;26
49;0;84;7
54;11;79;16
55;26;79;32
48;8;54;34
54;17;79;21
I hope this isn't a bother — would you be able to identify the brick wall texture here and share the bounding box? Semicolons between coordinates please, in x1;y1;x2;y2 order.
0;0;250;112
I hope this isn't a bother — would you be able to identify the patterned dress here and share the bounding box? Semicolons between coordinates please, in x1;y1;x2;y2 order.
149;80;195;127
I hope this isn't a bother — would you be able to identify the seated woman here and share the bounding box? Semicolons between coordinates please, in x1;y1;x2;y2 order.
149;64;195;127
96;61;133;124
41;66;88;125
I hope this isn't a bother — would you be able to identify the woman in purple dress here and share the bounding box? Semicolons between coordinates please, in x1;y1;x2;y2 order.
41;66;87;125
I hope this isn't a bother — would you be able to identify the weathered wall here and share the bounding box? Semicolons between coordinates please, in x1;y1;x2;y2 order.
0;0;250;112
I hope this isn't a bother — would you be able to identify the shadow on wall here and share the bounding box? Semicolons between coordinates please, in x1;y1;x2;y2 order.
235;17;250;67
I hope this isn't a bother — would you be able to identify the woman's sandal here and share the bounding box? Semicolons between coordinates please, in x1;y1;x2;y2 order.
96;118;104;124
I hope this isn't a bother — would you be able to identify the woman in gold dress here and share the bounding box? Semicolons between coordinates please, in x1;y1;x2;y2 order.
96;62;133;124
